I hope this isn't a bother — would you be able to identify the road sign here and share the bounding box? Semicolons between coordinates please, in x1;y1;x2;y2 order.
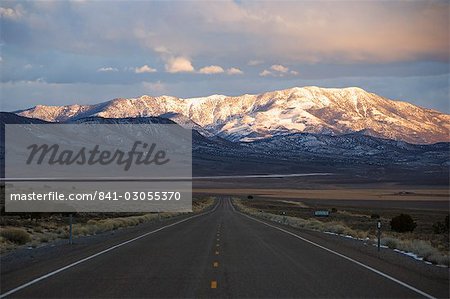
314;210;330;217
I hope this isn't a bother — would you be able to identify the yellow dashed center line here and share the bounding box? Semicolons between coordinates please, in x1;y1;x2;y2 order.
211;225;222;289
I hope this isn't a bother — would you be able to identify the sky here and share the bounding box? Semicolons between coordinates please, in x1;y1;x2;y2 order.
0;0;449;113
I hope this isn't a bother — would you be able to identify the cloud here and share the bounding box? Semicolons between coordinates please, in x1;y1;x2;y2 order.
198;65;242;75
259;70;272;77
227;67;243;75
141;80;166;94
248;60;263;66
154;46;170;55
134;64;157;73
198;65;224;74
0;5;24;20
97;67;118;72
3;1;448;65
260;65;298;77
270;64;289;73
163;1;448;63
0;0;448;115
165;57;194;73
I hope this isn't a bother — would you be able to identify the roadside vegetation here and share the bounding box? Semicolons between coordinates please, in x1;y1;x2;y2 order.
0;228;31;245
233;197;450;266
0;197;215;254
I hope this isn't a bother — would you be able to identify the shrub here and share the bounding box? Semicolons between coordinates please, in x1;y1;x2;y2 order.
370;213;380;219
0;228;31;244
390;214;416;233
247;195;254;200
381;237;398;249
433;215;450;234
432;221;447;234
381;237;449;266
326;223;348;235
331;208;337;213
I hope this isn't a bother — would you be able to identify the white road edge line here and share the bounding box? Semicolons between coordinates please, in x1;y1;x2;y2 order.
0;202;219;299
232;201;436;299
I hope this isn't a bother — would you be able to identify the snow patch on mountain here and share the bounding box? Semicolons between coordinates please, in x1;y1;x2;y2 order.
16;86;450;144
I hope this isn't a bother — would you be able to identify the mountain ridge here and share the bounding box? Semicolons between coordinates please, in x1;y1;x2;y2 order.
15;86;450;144
2;112;448;176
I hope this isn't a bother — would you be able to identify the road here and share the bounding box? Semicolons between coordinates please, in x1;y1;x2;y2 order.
1;198;448;298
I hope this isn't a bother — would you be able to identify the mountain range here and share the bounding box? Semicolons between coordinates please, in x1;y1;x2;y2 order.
1;111;448;185
3;86;449;184
16;86;450;144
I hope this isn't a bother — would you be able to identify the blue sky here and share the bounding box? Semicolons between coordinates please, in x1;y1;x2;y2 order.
0;0;449;113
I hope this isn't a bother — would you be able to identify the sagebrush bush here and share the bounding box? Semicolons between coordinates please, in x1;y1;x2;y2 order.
381;237;398;249
382;237;449;266
432;221;447;234
390;214;416;233
432;215;450;234
0;228;31;244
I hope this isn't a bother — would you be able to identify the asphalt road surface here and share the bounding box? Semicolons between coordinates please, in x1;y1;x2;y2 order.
1;198;448;298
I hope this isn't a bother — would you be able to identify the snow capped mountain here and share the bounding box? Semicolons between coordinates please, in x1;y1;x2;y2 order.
16;86;450;144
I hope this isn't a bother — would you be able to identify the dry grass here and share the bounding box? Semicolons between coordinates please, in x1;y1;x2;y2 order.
60;197;219;238
381;237;450;266
234;198;367;238
72;213;170;236
280;200;310;208
0;197;216;254
233;198;449;266
193;197;215;212
0;228;31;245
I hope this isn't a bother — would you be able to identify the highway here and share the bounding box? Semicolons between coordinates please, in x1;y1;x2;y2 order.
1;198;448;298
